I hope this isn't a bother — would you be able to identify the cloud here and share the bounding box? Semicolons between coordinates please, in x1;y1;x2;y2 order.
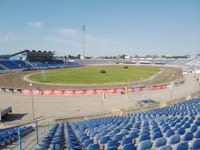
58;28;80;36
29;21;43;28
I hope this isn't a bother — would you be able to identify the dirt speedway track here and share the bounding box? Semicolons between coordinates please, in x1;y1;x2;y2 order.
0;65;183;90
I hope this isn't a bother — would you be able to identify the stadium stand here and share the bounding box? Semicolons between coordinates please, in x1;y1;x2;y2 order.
33;97;200;150
0;60;22;70
0;59;81;71
30;62;50;69
0;126;34;148
0;50;82;72
13;60;33;69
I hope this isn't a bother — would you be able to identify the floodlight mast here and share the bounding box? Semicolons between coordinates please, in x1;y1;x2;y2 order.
82;25;85;59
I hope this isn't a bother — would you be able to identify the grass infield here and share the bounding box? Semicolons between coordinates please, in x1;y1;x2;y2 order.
28;65;160;84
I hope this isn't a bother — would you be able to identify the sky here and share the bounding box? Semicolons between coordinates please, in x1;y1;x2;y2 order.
0;0;199;56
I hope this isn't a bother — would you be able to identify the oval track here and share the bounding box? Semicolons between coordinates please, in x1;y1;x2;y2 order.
0;66;183;90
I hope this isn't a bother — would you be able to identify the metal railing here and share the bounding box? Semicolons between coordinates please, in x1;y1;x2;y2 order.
2;117;56;150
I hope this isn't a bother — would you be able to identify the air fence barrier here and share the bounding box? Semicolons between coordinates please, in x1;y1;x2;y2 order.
1;117;55;150
0;78;185;96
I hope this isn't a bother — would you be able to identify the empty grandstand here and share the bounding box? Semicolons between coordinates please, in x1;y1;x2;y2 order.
31;98;200;150
0;50;81;73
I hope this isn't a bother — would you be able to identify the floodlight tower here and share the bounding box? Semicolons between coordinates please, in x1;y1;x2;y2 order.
82;25;86;59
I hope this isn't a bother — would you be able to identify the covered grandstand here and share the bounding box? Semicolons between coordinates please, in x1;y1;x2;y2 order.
0;50;81;73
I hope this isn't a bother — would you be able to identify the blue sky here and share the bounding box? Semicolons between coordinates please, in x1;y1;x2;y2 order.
0;0;199;56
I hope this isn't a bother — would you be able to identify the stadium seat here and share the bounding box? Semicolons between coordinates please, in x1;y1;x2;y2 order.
83;139;93;147
122;143;136;150
175;142;188;150
139;134;150;142
154;137;167;148
106;140;118;148
99;136;110;144
194;130;200;138
190;139;200;149
152;132;163;140
182;132;193;141
87;143;100;150
138;140;152;150
121;137;132;146
169;135;180;144
159;145;173;150
177;128;185;135
166;129;175;137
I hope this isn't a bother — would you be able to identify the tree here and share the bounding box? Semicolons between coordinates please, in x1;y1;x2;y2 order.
120;54;126;59
68;54;72;59
77;54;81;59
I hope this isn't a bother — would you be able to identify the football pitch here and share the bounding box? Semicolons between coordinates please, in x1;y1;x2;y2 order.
28;65;160;84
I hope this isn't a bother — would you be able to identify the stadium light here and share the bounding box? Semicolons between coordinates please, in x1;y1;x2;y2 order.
82;25;85;59
29;82;35;120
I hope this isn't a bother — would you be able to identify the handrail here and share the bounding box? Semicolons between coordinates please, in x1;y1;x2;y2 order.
1;116;56;150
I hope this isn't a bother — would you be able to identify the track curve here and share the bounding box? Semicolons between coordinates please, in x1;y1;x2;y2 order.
0;65;183;90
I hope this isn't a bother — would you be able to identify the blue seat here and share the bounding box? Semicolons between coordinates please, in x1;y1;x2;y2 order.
190;139;200;149
106;140;118;148
184;122;191;128
120;129;129;136
139;134;150;142
162;126;170;133
80;136;89;142
141;131;150;136
175;142;188;150
113;128;121;134
182;132;193;141
121;137;132;146
154;137;167;148
87;143;100;150
99;136;110;144
194;130;200;138
138;140;152;150
190;125;198;133
106;146;118;150
83;139;93;147
177;128;185;135
129;132;139;139
169;135;180;144
122;143;136;150
159;145;172;150
166;130;175;137
113;134;123;141
153;128;161;133
195;120;200;126
175;124;182;130
152;132;163;140
69;146;82;150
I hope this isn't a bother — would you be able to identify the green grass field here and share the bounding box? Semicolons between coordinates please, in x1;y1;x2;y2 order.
28;65;160;84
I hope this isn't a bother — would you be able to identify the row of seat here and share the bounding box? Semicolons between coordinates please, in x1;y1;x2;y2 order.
0;126;34;147
35;124;64;150
69;98;200;150
34;98;200;150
